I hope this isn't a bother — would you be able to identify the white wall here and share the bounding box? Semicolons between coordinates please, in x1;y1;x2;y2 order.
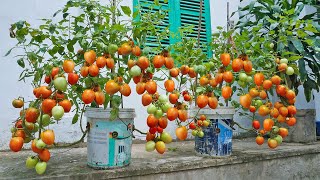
1;0;317;150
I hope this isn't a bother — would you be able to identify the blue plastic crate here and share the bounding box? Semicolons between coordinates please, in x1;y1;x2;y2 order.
195;118;233;156
316;122;320;136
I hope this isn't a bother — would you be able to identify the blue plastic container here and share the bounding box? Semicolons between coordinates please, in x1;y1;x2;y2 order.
85;108;135;169
191;107;234;157
316;121;320;136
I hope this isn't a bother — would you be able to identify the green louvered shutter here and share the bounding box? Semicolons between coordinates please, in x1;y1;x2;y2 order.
133;0;212;57
179;0;212;58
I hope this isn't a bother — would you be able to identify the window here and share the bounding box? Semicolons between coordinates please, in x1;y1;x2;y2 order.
133;0;212;57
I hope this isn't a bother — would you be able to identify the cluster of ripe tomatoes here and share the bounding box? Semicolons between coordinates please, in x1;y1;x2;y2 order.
10;64;79;174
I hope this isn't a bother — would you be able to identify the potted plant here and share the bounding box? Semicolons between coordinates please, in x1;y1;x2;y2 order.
6;0;169;174
234;0;319;142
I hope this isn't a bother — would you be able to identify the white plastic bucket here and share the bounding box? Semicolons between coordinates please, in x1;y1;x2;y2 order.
85;108;135;169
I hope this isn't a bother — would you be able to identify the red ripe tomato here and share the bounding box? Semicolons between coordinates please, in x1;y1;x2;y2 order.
68;73;79;85
252;120;260;130
147;114;158;128
9;137;24;152
189;122;196;129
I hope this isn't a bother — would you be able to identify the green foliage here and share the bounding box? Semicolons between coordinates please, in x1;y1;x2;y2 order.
235;0;320;101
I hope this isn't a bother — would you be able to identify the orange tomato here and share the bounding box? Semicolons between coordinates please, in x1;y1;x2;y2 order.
42;99;56;114
137;56;149;70
25;107;40;123
262;80;273;90
170;68;180;77
147;114;158;128
59;99;72;112
178;110;188;122
175;126;188;140
180;65;189;75
142;93;153;106
132;46;141;56
221;86;232;99
278;63;288;72
169;93;179;104
286;117;296;126
165;57;174;69
9;137;24;152
136;82;146;95
96;56;107;68
256;136;264;145
41;130;55;145
239;94;252;109
164;79;175;92
279;128;289;138
153;55;165;68
259;90;268;99
258;105;270;116
223;71;233;83
145;81;157;94
39;149;51;162
263;118;274;131
208;96;218;109
106;58;115;69
105;80;120;95
232;58;244;72
220;53;231;66
94;91;105;105
254;73;265;86
84;50;96;64
63;60;75;73
243;60;253;73
120;83;131;97
268;138;278;149
279;106;288;117
271;75;281;85
197;95;209;108
82;89;95;104
167;107;178;121
199;76;209;86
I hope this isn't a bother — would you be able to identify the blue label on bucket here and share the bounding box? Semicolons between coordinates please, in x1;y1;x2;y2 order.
87;119;133;168
195;119;232;156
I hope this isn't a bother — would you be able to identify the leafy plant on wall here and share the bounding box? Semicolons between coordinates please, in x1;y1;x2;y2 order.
234;0;320;101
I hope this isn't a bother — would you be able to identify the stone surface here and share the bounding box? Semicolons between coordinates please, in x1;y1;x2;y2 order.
1;138;320;179
285;109;316;143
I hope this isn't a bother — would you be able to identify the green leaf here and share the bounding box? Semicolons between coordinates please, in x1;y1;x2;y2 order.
298;59;307;82
17;58;25;68
104;94;110;109
303;83;312;102
291;39;304;53
110;107;119;121
5;47;14;57
288;55;302;61
121;6;131;16
72;113;79;124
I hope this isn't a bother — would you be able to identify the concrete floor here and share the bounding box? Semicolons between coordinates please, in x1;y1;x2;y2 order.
1;138;320;179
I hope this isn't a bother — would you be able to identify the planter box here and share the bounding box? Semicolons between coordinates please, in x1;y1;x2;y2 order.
190;107;235;156
284;109;316;143
85;108;135;169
